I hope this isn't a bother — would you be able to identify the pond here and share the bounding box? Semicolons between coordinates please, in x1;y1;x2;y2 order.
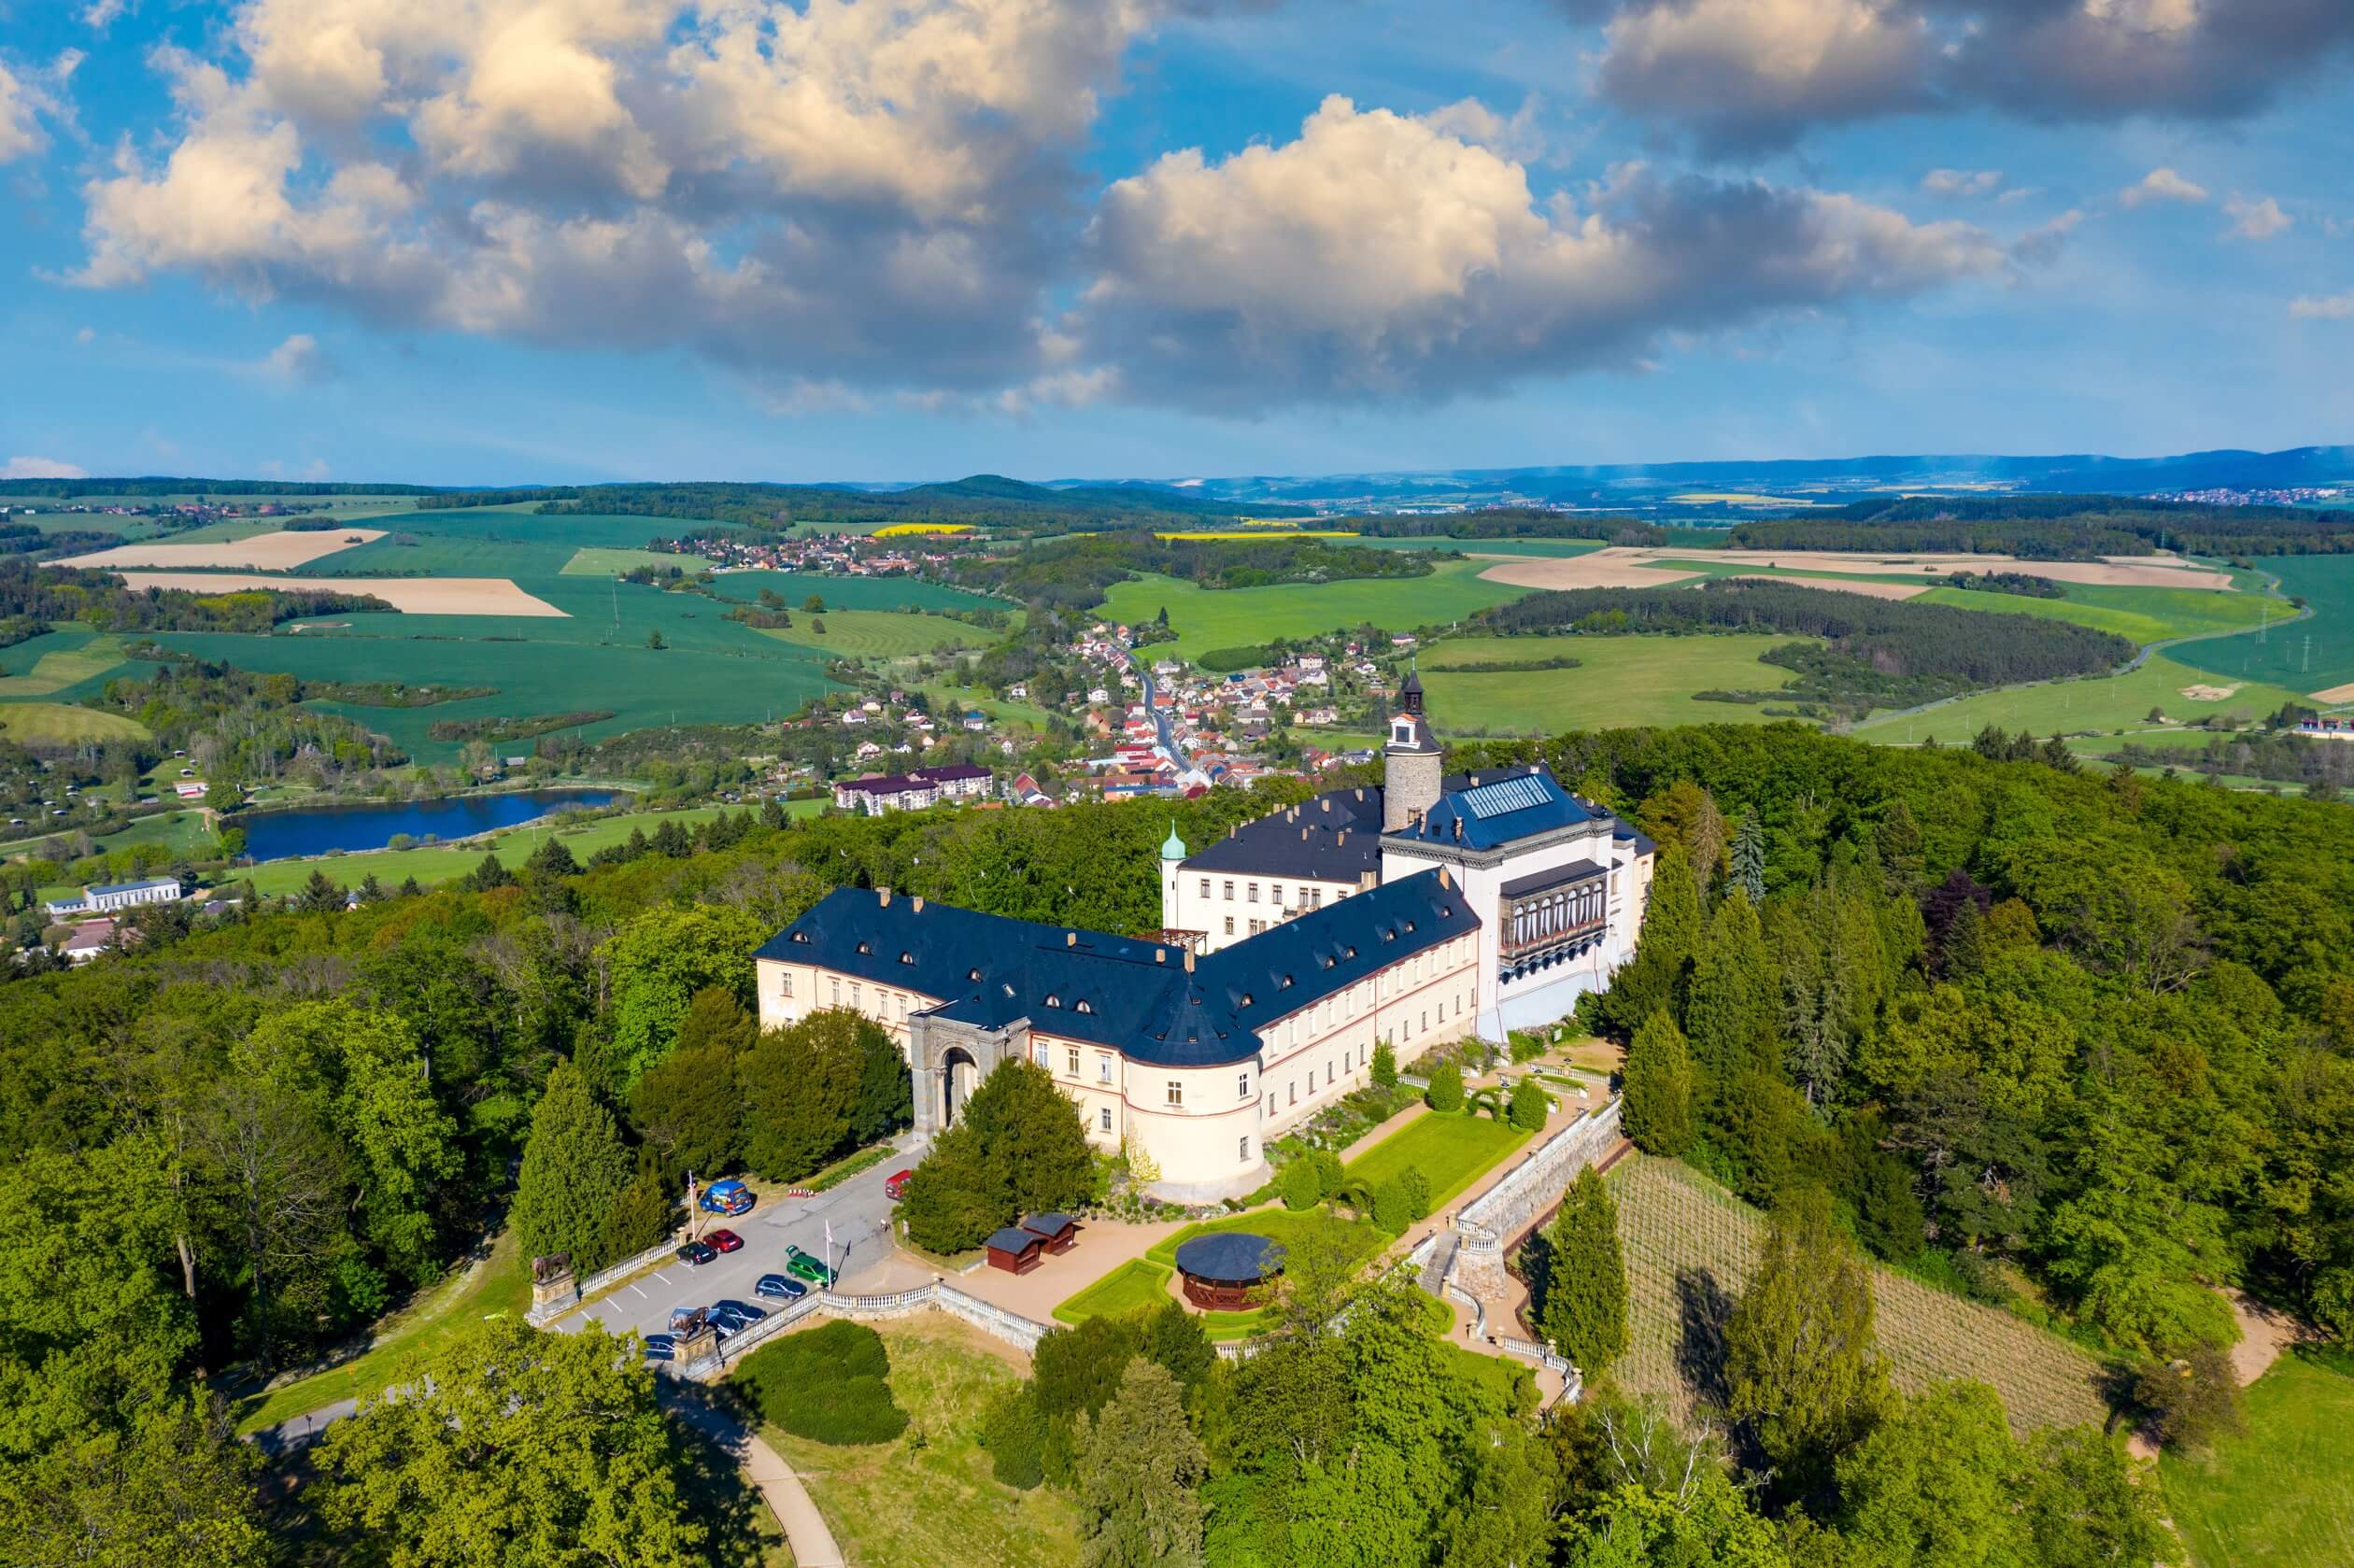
232;788;626;863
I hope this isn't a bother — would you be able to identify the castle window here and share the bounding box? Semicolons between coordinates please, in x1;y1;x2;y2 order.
781;972;794;997
1271;883;1283;904
1076;999;1094;1014
830;977;841;1005
1223;880;1235;899
856;941;871;954
900;952;914;965
1238;1072;1250;1098
1068;1048;1081;1076
1198;878;1210;897
1248;882;1259;903
1167;1081;1184;1107
1240;993;1254;1008
1044;993;1060;1008
1099;1055;1113;1083
968;967;982;982
1101;1107;1113;1132
1224;916;1234;936
1240;1136;1251;1162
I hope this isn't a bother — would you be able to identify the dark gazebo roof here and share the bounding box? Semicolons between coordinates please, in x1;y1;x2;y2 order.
1173;1232;1285;1285
985;1226;1042;1254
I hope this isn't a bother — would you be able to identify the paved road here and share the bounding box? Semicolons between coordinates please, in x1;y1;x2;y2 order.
557;1135;924;1345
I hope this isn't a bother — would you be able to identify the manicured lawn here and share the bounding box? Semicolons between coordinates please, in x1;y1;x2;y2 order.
234;800;816;896
1343;1108;1531;1209
1099;562;1533;662
1146;1206;1384;1271
1052;1259;1175;1325
2161;1350;2354;1568
231;1225;532;1434
1852;652;2312;745
766;1317;1082;1568
1915;583;2278;646
759;610;989;659
1417;633;1812;734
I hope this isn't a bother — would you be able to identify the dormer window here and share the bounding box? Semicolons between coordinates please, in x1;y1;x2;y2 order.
1076;999;1094;1014
1280;975;1293;989
1241;993;1254;1008
792;931;810;942
1044;994;1061;1008
968;967;983;982
1393;720;1412;744
857;940;872;954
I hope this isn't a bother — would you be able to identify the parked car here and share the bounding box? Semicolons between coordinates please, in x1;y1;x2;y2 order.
706;1228;744;1254
668;1306;709;1334
676;1239;717;1266
700;1179;754;1216
782;1244;836;1286
884;1169;915;1201
642;1334;675;1362
713;1298;768;1324
754;1273;807;1302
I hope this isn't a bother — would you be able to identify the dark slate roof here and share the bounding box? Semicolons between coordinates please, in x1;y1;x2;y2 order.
1181;786;1385;881
1612;822;1659;857
985;1226;1042;1254
1020;1212;1074;1237
1174;1232;1286;1282
1387;765;1597;852
915;764;990;783
1500;858;1607;898
757;869;1482;1070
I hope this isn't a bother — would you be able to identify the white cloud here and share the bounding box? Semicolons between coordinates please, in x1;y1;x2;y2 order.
1921;167;2001;197
256;332;333;383
0;61;49;162
2290;290;2354;320
82;0;131;31
2010;207;2084;266
1078;95;2002;407
2224;193;2291;239
2;457;89;479
2120;166;2209;207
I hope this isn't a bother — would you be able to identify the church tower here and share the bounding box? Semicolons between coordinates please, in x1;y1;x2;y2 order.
1382;669;1444;831
1159;819;1186;930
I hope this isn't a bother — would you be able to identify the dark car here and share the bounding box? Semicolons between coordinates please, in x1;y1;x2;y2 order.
782;1244;836;1286
754;1273;807;1302
676;1239;717;1266
706;1227;744;1254
642;1334;676;1362
714;1298;768;1324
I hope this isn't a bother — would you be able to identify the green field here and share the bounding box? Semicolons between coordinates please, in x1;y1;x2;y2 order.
560;546;718;576
767;1317;1082;1568
0;701;149;745
233;800;817;896
0;629;140;699
702;571;998;614
1418;633;1810;734
1854;652;2313;744
760;611;988;659
1099;562;1531;661
2172;555;2354;695
1343;537;1608;558
1914;583;2280;646
1341;1108;1531;1209
2161;1350;2354;1568
231;1225;532;1434
1051;1259;1176;1325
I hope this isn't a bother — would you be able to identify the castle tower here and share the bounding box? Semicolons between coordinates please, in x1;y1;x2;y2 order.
1383;669;1443;831
1159;819;1186;929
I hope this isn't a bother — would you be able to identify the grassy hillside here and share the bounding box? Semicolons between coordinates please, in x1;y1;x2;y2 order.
2171;555;2354;694
1853;653;2312;743
1099;561;1528;660
2160;1349;2354;1568
0;701;150;745
1420;634;1809;734
759;611;988;658
1610;1153;2110;1435
1913;583;2280;645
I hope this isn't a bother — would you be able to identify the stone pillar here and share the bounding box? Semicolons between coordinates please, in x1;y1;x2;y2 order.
677;1322;721;1379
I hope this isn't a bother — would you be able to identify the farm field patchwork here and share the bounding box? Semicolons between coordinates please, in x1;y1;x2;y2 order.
1342;537;1608;557
1853;652;2312;745
0;701;150;745
2160;1349;2354;1568
560;546;717;576
702;570;1000;614
1610;1154;2110;1435
55;528;385;571
1100;561;1531;661
1418;633;1810;734
1341;1107;1531;1209
0;628;142;699
2170;554;2354;696
1914;582;2280;645
764;1317;1082;1568
115;572;568;616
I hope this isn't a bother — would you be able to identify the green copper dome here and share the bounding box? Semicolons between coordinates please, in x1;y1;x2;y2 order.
1160;819;1186;860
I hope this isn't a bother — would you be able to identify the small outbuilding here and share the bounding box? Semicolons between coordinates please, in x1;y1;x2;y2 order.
1019;1212;1078;1255
985;1225;1045;1275
1173;1232;1284;1310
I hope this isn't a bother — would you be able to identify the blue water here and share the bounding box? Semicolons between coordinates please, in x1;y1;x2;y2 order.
234;788;624;862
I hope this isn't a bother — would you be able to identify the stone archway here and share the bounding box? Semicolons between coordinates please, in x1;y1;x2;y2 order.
943;1046;980;1126
908;1017;1025;1136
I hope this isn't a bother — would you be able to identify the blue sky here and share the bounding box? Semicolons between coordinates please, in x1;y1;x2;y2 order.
2;0;2349;485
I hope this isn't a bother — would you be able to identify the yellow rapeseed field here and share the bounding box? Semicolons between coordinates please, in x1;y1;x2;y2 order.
872;522;973;537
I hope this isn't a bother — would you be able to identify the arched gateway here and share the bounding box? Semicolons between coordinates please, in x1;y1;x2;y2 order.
907;1015;1024;1135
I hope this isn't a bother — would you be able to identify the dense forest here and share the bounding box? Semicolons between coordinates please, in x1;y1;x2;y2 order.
0;479;444;499
2112;728;2354;795
1348;507;1666;544
0;562;394;648
1472;578;2134;713
84;662;412;793
8;725;2345;1561
1731;494;2354;558
954;529;1432;613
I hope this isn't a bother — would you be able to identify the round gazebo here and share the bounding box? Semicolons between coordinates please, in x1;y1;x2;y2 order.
1173;1233;1285;1310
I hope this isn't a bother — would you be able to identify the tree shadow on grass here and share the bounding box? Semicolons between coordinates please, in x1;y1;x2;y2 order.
670;1414;789;1567
1674;1265;1734;1412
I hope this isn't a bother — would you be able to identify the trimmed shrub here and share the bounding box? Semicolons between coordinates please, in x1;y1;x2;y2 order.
1425;1061;1465;1113
1306;1149;1345;1201
1372;1178;1414;1235
1398;1165;1433;1224
1279;1159;1322;1211
1508;1080;1550;1133
1370;1039;1398;1089
732;1321;909;1446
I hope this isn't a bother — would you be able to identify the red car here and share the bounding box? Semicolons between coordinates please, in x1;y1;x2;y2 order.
884;1169;915;1201
706;1228;745;1253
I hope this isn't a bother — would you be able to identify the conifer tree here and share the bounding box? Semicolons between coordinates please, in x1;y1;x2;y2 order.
1540;1166;1628;1379
1074;1360;1207;1568
1730;811;1766;905
1370;1038;1398;1090
1686;891;1778;1093
1425;1060;1465;1112
1604;842;1700;1034
513;1057;634;1270
1622;1010;1696;1157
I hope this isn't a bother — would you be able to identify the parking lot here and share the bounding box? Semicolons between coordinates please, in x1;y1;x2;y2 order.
554;1137;923;1349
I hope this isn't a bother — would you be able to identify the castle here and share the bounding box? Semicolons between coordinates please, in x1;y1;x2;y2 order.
753;676;1654;1198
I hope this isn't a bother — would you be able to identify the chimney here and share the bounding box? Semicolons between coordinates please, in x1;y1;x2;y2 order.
877;885;892;907
1156;949;1167;964
1454;816;1464;843
1066;931;1077;947
1184;948;1195;972
911;896;924;913
1360;870;1377;891
1439;867;1452;888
